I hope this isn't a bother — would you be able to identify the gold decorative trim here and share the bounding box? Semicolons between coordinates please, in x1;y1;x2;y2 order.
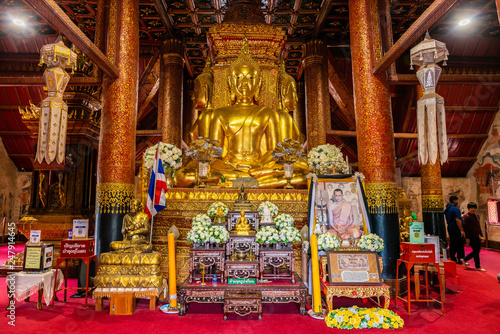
164;189;308;202
422;194;444;213
364;182;398;214
96;183;135;214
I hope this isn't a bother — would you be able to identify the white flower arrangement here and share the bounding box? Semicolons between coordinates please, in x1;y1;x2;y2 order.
209;226;229;244
317;233;341;251
274;213;294;230
187;226;211;244
192;213;212;228
277;226;301;244
307;144;349;175
255;226;279;245
258;201;278;216
143;142;183;171
207;202;229;218
357;233;384;252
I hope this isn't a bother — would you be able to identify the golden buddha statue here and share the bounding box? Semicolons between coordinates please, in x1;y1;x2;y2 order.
175;38;308;188
109;199;153;253
233;210;255;235
213;206;226;225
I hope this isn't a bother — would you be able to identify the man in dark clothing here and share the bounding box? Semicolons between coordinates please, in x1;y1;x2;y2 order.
444;196;467;265
463;202;486;271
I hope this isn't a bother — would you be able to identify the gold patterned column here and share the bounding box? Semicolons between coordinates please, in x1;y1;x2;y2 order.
350;0;399;280
418;86;446;242
159;39;185;148
302;40;330;150
95;0;138;256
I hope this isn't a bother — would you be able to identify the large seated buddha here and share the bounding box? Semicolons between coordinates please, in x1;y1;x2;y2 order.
175;39;308;188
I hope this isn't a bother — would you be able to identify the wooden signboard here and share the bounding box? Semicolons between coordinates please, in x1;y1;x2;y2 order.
326;251;382;285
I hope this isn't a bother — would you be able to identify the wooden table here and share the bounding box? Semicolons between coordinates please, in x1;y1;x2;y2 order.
7;269;63;310
320;281;391;312
178;273;307;316
395;259;444;314
224;290;262;320
225;260;259;283
52;254;97;309
414;260;460;303
189;248;225;284
259;248;295;283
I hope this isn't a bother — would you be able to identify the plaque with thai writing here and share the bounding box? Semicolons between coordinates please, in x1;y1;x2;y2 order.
326;250;382;285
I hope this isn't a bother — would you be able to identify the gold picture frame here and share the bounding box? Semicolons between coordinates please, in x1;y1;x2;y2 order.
326;250;382;285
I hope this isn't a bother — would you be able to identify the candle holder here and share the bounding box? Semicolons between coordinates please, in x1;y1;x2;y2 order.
283;162;294;189
197;161;210;188
272;138;305;189
200;264;206;286
185;137;223;188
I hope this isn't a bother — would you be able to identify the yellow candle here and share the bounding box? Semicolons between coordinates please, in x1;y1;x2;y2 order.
168;233;177;308
310;233;322;313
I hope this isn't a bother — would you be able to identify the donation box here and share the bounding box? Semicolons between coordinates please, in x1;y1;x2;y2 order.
60;239;95;258
400;242;435;263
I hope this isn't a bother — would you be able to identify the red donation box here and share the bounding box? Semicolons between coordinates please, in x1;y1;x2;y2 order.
60;239;95;258
400;242;435;263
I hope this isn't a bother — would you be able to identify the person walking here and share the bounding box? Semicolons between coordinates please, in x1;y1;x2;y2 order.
444;196;467;265
463;202;486;271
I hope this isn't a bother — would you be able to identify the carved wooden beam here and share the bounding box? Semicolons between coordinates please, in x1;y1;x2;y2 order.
326;50;356;129
153;0;175;37
372;0;459;75
25;0;119;79
327;130;488;139
137;60;161;120
0;76;102;87
312;0;334;38
389;73;500;85
136;130;162;136
396;151;418;166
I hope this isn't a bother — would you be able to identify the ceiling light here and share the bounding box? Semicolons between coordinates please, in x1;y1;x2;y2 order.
13;18;25;26
458;19;471;26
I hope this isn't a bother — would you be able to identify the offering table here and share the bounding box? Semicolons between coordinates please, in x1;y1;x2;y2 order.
178;273;307;316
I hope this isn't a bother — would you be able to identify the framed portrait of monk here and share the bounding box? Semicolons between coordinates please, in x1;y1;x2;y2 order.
307;175;372;247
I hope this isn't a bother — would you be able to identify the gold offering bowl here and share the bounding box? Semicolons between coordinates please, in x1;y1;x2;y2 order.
235;250;248;261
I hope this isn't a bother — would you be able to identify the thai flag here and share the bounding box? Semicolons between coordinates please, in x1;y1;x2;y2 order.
145;143;168;218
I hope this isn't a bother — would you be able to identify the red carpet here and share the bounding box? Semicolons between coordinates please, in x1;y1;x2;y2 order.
1;246;499;334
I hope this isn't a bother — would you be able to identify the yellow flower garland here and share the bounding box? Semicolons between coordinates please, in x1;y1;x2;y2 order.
325;306;404;330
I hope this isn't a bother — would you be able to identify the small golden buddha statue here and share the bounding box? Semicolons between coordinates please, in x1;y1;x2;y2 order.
213;206;226;225
175;37;308;188
110;199;153;253
233;210;255;235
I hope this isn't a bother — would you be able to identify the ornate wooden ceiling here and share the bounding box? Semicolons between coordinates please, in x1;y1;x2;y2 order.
0;0;499;177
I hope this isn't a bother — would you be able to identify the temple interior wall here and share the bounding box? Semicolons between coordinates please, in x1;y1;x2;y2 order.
0;139;31;230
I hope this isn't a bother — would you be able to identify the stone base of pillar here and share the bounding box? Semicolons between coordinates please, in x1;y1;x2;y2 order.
95;212;126;258
423;212;447;246
371;213;400;280
384;277;408;299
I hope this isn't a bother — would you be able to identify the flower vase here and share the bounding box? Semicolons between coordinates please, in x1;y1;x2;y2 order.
164;166;175;188
286;242;292;249
194;242;201;249
204;242;210;249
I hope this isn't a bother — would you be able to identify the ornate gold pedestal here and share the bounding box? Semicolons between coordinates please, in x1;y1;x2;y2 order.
94;252;163;288
152;188;308;283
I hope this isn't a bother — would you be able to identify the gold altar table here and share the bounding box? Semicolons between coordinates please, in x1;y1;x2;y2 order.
321;281;391;313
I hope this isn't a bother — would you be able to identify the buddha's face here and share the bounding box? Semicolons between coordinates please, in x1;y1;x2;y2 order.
231;64;260;103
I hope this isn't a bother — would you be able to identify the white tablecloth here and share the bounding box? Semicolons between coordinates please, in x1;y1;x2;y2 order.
9;269;64;306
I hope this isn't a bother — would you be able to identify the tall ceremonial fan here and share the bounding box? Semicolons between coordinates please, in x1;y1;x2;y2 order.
410;32;449;165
